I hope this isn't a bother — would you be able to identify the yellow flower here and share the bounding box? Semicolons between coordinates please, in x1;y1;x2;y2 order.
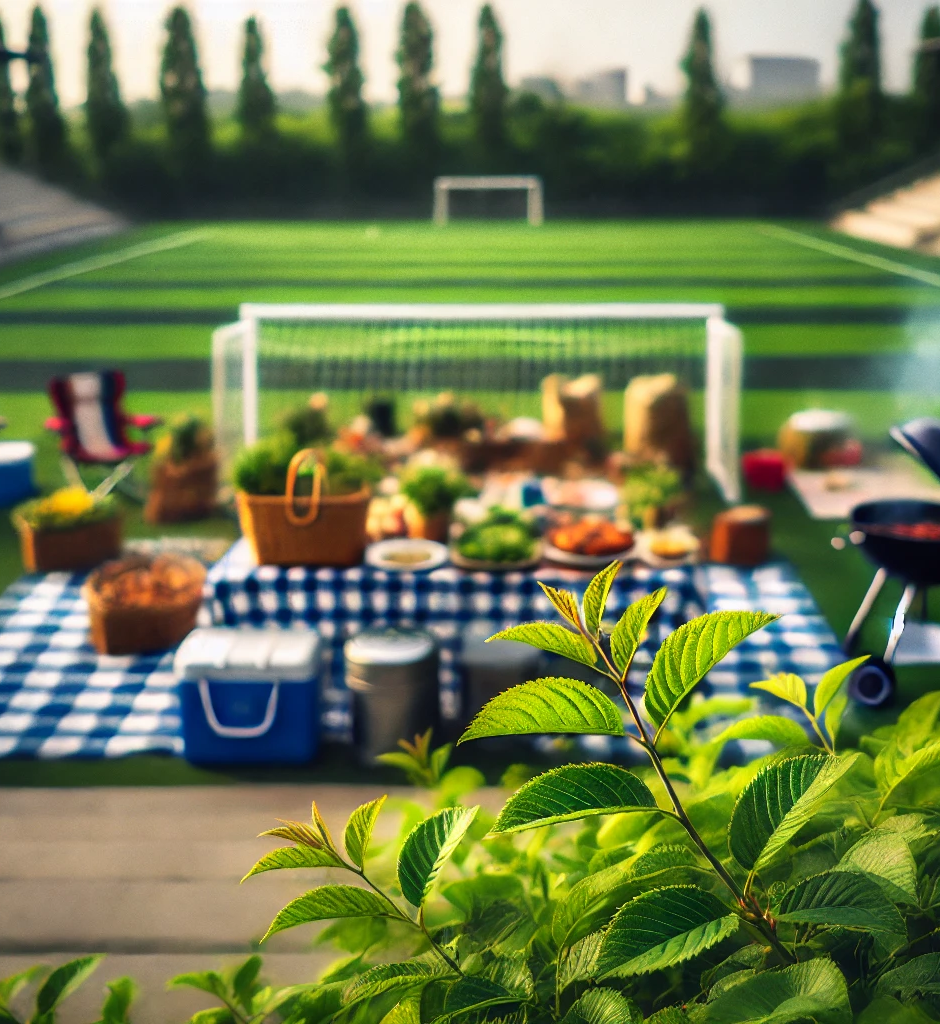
42;487;96;518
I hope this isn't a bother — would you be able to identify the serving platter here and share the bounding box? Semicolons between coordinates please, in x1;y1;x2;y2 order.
542;542;636;569
449;542;544;573
365;538;449;572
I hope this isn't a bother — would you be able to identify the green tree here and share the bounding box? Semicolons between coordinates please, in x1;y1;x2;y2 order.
324;6;368;166
159;6;211;173
913;5;940;151
396;2;439;162
25;5;68;174
0;16;24;163
86;9;128;162
837;0;882;147
680;8;726;170
237;16;276;141
469;4;507;155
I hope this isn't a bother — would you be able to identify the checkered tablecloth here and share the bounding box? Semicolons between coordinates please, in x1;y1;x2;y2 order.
0;541;845;760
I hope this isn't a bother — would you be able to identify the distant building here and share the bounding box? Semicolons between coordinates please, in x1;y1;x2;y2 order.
574;69;628;109
518;76;564;104
736;56;820;104
639;85;675;111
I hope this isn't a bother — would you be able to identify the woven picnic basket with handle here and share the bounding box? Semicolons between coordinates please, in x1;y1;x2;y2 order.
236;448;371;567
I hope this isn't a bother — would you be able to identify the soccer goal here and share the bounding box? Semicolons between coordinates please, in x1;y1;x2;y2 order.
212;303;743;502
433;176;544;226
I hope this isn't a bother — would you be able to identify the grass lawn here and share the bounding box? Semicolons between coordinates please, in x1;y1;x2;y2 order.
1;217;939;784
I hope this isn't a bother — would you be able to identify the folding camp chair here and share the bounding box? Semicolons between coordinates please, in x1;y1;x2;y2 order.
45;370;162;498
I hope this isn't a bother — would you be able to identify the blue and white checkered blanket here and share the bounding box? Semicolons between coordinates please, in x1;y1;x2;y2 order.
0;540;845;759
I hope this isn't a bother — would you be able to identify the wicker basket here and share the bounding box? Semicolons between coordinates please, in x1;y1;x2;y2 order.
83;554;206;655
144;452;218;524
15;515;122;574
236;449;371;568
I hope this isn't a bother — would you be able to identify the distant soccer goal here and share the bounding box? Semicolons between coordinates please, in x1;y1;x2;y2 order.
211;303;743;503
433;176;544;226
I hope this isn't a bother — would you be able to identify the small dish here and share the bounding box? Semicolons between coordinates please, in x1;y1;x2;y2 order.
633;527;701;568
449;542;543;573
365;539;449;572
543;542;636;569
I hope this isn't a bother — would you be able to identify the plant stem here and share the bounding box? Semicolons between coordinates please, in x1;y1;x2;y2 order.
803;711;834;755
418;907;463;974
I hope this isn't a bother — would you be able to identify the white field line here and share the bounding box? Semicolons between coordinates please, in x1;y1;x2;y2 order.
758;222;940;289
0;228;211;302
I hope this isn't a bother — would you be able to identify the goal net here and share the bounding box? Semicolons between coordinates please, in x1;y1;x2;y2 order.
212;303;743;502
433;176;544;226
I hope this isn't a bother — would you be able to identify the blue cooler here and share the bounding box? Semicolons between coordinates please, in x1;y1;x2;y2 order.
0;442;37;507
174;628;321;764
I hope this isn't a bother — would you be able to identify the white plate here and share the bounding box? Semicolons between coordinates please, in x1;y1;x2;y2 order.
632;529;701;569
542;541;636;569
449;542;543;573
365;539;449;572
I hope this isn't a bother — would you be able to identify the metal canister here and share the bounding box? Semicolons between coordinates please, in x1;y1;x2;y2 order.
344;627;439;764
460;623;545;730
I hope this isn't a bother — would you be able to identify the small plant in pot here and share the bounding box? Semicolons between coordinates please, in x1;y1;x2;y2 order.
399;463;475;543
144;414;218;524
233;435;382;567
12;486;121;573
624;460;684;529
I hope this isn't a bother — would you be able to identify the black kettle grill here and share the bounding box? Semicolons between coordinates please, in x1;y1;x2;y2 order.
838;418;940;706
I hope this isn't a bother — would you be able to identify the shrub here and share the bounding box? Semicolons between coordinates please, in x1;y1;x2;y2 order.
233;434;380;497
241;560;940;1021
400;464;475;517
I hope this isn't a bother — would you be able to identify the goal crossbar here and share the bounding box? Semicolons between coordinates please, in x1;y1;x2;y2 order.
433;175;544;226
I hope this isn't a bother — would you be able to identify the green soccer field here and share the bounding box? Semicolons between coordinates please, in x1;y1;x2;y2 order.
1;217;939;782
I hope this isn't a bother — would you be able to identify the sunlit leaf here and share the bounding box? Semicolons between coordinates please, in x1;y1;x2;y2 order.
241;844;343;882
562;987;641;1024
710;715;809;750
35;956;103;1017
876;739;940;806
345;954;453;1004
486;623;596;667
539;581;582;628
776;871;905;934
596;886;738;978
435;976;522;1021
492;763;657;833
728;753;859;873
646;611;777;739
398;806;479;907
459;678;623;745
98;976;136;1024
610;587;667;677
835;829;918;903
750;672;808;710
344;795;387;870
813;656;869;716
262;885;398;942
582;561;622;636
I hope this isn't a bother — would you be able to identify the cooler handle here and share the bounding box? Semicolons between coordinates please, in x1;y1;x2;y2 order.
198;678;280;738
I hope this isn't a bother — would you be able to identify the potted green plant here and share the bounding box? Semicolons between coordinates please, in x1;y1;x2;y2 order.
399;464;475;543
12;486;121;573
144;414;218;524
234;436;380;567
624;460;684;529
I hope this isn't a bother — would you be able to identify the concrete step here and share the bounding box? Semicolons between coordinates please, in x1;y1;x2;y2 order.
865;199;940;231
831;209;920;249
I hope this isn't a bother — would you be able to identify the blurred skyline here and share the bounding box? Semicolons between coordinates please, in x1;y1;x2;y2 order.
2;0;934;108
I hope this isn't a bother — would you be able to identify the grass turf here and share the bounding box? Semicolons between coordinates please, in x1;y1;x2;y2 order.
2;217;940;784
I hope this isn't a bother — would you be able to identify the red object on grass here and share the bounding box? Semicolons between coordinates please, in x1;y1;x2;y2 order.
742;449;787;491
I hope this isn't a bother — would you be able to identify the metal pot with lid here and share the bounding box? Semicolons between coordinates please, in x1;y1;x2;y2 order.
344;627;439;764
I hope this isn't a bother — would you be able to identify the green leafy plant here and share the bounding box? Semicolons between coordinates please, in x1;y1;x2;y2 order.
400;465;475;517
13;486;116;532
623;463;683;528
233;436;380;497
0;956;134;1024
243;561;940;1021
455;506;538;563
156;413;213;464
283;396;333;448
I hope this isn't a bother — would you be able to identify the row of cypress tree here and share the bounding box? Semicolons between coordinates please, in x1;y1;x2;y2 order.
1;1;939;212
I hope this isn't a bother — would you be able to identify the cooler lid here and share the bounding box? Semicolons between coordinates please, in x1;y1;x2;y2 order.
345;627;436;666
174;628;320;681
891;418;940;483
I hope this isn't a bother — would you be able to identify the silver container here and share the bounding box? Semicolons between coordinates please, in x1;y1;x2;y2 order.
460;622;545;726
345;627;439;764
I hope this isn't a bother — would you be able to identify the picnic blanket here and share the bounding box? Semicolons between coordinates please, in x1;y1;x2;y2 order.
0;542;845;759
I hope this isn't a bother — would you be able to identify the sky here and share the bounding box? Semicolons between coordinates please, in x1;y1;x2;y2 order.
2;0;934;108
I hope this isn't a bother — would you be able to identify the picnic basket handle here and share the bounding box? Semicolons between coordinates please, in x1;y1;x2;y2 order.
284;448;325;527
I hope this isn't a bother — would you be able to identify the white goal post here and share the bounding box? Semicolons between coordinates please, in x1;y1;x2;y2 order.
212;302;743;503
433;175;544;226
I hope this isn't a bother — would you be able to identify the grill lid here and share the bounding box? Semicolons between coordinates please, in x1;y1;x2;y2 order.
891;418;940;483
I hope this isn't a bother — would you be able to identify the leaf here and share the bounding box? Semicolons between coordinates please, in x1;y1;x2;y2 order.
776;871;905;934
167;970;227;998
610;587;667;676
344;795;387;870
435;977;522;1021
231;956;262;1011
582;561;622;635
835;829;918;903
241;844;343;881
491;763;658;833
813;656;869;716
345;956;452;1003
35;956;103;1017
710;715;809;749
0;966;46;1007
486;623;596;668
750;672;808;710
700;958;851;1024
557;932;604;991
595;885;738;979
728;753;859;873
98;977;136;1024
645;611;777;739
382;992;423;1024
876;954;940;999
187;1010;232;1024
398;806;479;907
825;692;849;746
878;739;940;805
260;820;328;849
562;988;641;1024
458;678;623;745
539;582;582;628
261;885;398;942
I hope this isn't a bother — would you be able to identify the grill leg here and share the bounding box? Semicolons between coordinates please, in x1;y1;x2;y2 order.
885;583;918;664
844;568;888;654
